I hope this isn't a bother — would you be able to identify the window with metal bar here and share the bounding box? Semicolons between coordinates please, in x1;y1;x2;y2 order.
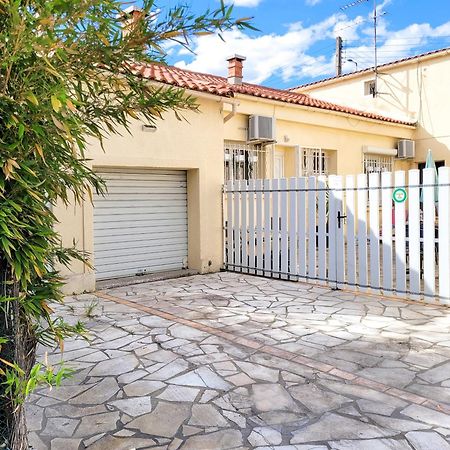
301;148;329;176
224;141;266;181
363;154;393;174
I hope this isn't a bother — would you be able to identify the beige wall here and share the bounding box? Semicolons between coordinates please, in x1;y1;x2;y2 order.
224;95;414;176
55;97;225;294
56;87;416;294
298;53;450;166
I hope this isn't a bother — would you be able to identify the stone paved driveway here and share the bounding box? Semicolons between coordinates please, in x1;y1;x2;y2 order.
27;273;450;449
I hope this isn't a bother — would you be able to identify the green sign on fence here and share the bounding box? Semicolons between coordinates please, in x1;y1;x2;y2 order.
393;188;407;203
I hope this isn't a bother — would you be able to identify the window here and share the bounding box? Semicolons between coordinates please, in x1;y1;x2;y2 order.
363;154;393;174
224;141;266;182
364;80;376;97
301;148;329;176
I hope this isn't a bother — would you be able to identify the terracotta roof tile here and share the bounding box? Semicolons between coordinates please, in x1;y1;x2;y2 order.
128;62;415;126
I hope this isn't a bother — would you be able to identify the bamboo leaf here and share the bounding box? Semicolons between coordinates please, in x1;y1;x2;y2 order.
51;95;62;113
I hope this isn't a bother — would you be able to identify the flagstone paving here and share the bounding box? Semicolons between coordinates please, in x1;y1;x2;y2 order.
27;272;450;449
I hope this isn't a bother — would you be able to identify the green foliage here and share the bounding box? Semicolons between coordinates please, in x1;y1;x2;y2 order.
1;359;73;407
0;0;252;442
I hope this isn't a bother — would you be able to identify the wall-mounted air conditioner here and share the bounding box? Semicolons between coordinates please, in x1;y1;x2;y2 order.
397;140;415;159
248;115;276;142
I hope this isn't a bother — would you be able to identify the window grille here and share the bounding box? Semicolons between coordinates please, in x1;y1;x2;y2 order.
363;154;393;174
301;148;329;176
224;141;266;181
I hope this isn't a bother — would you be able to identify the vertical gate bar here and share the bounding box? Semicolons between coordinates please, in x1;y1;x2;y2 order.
226;180;233;271
369;172;381;291
408;170;421;300
308;176;317;282
264;178;272;277
335;175;345;288
381;171;393;293
255;179;263;276
272;179;280;278
328;175;337;287
248;179;256;274
394;171;407;296
346;175;356;287
357;174;368;291
298;177;307;281
280;178;289;280
233;179;241;272
241;179;248;273
289;178;297;280
423;168;436;300
438;167;450;304
317;176;327;282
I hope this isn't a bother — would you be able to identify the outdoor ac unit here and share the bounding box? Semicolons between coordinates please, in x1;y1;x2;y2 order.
248;115;275;142
397;140;415;159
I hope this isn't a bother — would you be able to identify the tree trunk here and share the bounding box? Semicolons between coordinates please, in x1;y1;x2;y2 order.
1;265;37;450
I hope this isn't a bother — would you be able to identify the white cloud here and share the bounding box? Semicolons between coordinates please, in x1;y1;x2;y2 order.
171;2;450;86
225;0;263;6
174;14;346;84
305;0;322;5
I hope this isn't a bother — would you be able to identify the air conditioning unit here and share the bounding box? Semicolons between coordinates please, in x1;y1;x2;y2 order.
248;115;275;142
397;140;415;159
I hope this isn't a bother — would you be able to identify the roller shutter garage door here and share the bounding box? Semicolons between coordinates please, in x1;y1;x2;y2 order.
93;169;188;280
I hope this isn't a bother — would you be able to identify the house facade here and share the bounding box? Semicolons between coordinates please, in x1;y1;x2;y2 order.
56;57;415;293
294;48;450;169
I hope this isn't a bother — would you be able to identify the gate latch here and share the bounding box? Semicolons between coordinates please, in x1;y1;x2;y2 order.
337;211;347;229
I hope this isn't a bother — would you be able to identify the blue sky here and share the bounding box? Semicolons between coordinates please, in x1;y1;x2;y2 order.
159;0;450;88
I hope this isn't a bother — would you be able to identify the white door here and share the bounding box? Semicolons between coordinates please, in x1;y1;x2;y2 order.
93;169;188;280
274;150;285;179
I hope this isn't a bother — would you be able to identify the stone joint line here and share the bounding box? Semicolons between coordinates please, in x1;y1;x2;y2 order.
96;291;450;416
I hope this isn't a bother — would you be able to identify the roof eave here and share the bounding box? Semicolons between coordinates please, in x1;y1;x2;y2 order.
233;92;417;129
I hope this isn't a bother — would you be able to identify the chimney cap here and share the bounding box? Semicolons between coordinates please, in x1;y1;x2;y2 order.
227;54;246;62
117;6;146;19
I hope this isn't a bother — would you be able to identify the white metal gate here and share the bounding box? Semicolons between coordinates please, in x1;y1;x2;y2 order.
224;167;450;305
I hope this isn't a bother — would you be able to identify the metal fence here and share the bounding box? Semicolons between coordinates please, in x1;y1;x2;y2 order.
224;167;450;305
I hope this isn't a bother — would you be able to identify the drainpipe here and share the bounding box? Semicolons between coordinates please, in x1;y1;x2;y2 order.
223;99;240;123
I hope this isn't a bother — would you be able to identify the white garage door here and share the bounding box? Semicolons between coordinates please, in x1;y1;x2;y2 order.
94;169;188;280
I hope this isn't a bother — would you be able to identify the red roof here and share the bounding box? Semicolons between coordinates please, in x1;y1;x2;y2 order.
128;62;415;126
290;47;450;90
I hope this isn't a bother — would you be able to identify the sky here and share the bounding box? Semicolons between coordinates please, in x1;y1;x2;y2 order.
158;0;450;89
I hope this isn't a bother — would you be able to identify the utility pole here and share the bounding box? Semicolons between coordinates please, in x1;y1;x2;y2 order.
335;36;343;76
373;0;378;97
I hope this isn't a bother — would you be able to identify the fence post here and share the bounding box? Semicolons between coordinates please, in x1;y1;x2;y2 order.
297;178;307;281
438;166;450;304
409;170;421;300
346;175;356;287
369;172;380;292
288;178;297;280
263;178;271;277
394;171;407;295
423;168;436;300
255;179;264;276
357;174;368;291
241;179;248;273
381;171;393;293
308;176;317;283
226;180;233;271
317;176;327;283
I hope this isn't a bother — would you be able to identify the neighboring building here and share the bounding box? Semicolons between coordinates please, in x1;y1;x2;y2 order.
293;47;450;169
56;56;415;293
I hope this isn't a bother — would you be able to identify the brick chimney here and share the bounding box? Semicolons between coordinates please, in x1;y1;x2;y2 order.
119;6;145;37
227;55;246;85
